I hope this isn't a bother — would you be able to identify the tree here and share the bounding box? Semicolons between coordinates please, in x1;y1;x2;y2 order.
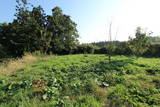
107;22;117;63
0;5;79;55
108;22;112;63
9;5;49;54
46;7;79;54
0;23;14;55
0;6;47;55
129;27;151;56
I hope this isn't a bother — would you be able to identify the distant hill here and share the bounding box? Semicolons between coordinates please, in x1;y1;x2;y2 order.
91;36;160;47
91;41;121;47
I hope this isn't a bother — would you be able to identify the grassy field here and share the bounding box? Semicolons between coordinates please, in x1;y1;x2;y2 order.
0;54;160;107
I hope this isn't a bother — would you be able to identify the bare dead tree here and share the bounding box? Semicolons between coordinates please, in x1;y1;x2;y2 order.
108;22;112;63
114;28;119;41
107;22;118;63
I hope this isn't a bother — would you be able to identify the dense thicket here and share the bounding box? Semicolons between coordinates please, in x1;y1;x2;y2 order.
0;4;79;56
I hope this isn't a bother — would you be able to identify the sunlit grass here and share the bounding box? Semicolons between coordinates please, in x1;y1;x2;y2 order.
0;54;160;106
0;54;38;76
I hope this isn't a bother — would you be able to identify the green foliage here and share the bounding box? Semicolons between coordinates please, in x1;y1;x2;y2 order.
153;79;160;89
47;7;79;54
114;42;132;55
94;46;108;54
74;44;96;54
0;5;79;56
145;44;160;57
107;84;160;106
0;54;160;106
92;40;160;57
0;44;7;58
129;27;151;56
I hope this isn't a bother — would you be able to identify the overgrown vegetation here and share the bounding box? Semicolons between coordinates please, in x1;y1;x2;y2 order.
0;54;160;106
0;54;38;76
0;1;160;107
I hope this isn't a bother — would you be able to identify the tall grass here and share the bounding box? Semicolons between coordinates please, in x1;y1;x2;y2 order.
0;54;37;76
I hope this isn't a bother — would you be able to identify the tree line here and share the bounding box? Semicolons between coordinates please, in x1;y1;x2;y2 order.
0;2;79;57
0;2;160;58
90;28;160;57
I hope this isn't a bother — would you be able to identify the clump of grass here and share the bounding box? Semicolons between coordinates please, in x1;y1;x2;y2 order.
0;54;38;76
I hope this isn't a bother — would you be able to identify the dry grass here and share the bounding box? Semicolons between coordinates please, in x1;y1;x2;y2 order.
95;87;107;99
0;54;38;76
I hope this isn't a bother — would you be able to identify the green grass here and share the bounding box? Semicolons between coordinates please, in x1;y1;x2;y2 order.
0;54;160;107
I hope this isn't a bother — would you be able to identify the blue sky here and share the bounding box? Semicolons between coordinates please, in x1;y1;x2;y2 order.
1;0;160;43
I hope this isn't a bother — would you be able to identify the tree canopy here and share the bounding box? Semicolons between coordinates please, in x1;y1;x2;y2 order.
129;27;151;56
0;5;79;55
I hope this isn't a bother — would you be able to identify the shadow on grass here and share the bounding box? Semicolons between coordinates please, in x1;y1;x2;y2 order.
78;57;150;76
110;59;147;68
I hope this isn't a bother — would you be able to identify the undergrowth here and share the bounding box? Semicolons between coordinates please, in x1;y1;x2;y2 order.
0;54;160;107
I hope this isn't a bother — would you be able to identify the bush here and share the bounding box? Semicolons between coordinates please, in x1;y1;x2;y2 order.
144;44;160;57
74;44;97;54
94;46;108;54
114;42;132;55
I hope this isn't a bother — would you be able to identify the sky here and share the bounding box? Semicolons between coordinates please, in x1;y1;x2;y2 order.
0;0;160;43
